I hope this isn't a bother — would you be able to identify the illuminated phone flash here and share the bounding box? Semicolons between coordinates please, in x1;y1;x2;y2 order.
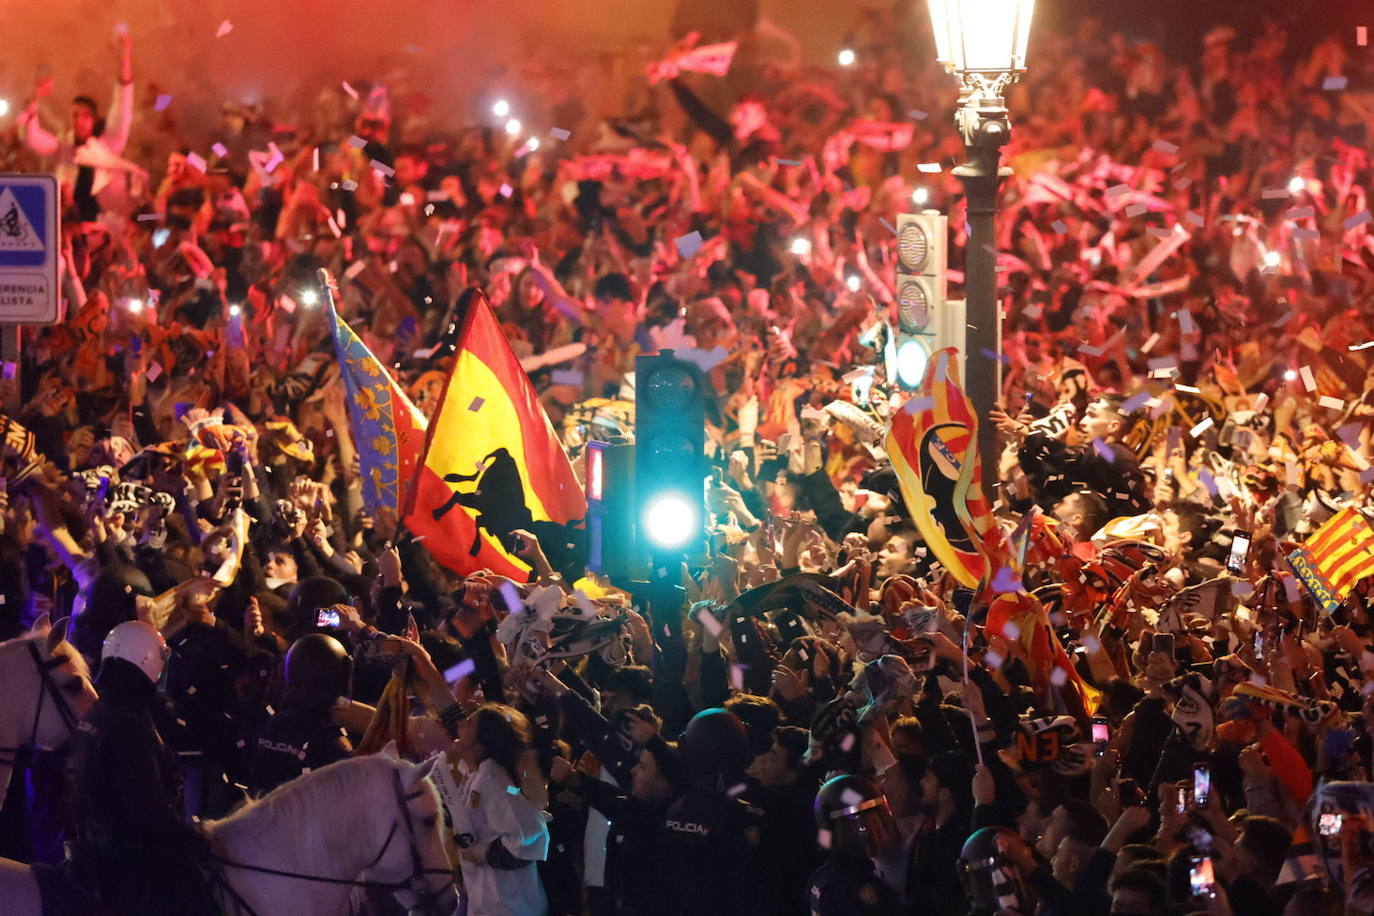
911;187;929;206
127;298;144;314
491;99;510;118
1283;369;1297;381
1287;175;1304;194
1263;249;1281;269
504;118;522;136
837;48;856;67
790;237;812;256
299;289;319;306
0;100;10;118
228;304;241;318
846;275;861;292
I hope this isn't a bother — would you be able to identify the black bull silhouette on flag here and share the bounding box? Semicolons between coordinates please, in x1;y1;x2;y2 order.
432;447;535;557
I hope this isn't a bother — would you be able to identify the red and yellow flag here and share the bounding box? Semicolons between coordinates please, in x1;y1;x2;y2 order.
404;291;585;580
1289;506;1374;614
884;348;995;589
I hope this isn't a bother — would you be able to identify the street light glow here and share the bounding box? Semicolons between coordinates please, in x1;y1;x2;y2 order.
837;48;857;67
643;494;697;549
911;187;929;206
895;339;929;389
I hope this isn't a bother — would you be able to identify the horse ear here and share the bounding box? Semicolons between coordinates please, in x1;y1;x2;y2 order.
378;739;401;760
30;613;51;636
46;617;71;654
408;755;440;784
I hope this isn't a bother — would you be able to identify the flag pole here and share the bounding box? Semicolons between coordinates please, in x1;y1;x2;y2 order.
962;607;985;768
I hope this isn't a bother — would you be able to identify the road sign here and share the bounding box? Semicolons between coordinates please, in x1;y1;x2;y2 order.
0;174;60;325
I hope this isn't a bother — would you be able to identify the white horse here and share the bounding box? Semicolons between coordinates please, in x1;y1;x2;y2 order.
0;741;457;916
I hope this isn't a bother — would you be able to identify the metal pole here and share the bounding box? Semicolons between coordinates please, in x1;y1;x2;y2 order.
953;93;1011;503
0;326;20;415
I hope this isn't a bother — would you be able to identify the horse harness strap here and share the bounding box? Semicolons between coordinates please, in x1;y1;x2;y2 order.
0;642;80;769
211;767;453;912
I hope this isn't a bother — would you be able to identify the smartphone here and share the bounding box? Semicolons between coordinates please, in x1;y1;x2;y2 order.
1320;813;1343;837
1193;765;1211;808
1227;531;1251;575
1153;633;1176;656
316;608;341;628
1092;717;1110;757
1189;856;1216;898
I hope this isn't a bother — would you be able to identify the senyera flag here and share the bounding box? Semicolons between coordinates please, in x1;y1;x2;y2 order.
320;269;427;518
404;288;586;580
884;347;995;589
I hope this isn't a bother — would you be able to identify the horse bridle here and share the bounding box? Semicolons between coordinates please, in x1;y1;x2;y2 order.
213;767;454;915
0;641;81;769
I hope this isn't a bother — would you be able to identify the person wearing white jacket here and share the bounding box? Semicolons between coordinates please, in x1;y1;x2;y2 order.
17;29;145;228
439;703;550;916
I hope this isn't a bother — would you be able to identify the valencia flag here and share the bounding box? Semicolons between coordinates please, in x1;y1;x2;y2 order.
884;348;995;589
404;290;586;580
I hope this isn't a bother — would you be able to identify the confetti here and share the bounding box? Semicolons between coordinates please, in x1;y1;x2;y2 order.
1350;341;1374;352
341;81;358;99
1142;332;1160;353
1286;206;1315;221
1146;356;1176;371
1344;211;1372;232
878;217;897;236
1197;468;1218;497
370;159;395;177
1189;416;1214;438
674;231;703;258
1272;311;1294;328
216;20;233;38
1174;177;1192;190
1293;228;1319;240
776;159;801;166
1152;140;1179;155
1361;26;1369;46
1146;226;1172;238
917;162;942;173
1122;391;1151;413
550;127;571;141
1363;468;1374;485
907;109;928;120
1323;76;1349;92
343;260;366;279
1299;366;1316;391
136;213;162;221
1105;184;1130;199
443;659;476;684
1174;383;1200;394
551;369;583;386
1091;438;1113;460
1185;211;1204;227
698;607;723;637
1050;667;1068;687
346;135;367;149
1079;344;1103;357
185;152;207;173
1051;220;1067;234
1261;187;1290;199
991;567;1021;594
468;397;485;412
1125;204;1148;218
154;94;173;112
145;362;163;382
498;182;514;198
1319;396;1346;410
1178;309;1195;335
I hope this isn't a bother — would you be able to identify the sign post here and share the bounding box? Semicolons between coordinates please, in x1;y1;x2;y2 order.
0;174;62;413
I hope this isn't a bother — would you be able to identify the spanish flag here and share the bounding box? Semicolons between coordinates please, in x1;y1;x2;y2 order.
323;272;428;518
404;290;585;580
884;348;995;589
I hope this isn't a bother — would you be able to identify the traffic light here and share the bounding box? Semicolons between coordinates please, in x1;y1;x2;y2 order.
634;350;706;562
893;210;949;389
584;440;641;583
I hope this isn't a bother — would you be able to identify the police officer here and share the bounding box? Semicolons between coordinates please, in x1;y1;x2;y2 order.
661;708;767;915
957;827;1037;916
808;774;901;915
61;620;217;915
247;633;353;795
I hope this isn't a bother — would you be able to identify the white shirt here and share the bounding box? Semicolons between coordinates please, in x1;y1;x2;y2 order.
444;758;549;916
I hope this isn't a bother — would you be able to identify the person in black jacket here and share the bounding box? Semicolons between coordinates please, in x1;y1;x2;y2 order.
809;774;902;915
247;633;353;795
57;621;217;916
1016;395;1151;520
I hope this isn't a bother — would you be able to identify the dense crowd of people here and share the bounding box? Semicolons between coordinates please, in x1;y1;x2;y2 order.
3;9;1374;916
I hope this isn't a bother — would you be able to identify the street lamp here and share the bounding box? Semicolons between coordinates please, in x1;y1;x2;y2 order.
927;0;1034;499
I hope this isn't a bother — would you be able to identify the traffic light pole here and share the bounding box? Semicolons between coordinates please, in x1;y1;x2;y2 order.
953;86;1012;503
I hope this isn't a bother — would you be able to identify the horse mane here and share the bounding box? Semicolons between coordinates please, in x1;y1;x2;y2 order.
209;754;396;863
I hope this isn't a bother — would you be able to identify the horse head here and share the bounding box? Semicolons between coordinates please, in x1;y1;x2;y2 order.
0;615;96;756
371;741;456;914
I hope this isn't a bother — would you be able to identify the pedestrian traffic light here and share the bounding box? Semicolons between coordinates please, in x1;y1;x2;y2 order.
634;350;706;561
893;210;949;389
584;440;641;583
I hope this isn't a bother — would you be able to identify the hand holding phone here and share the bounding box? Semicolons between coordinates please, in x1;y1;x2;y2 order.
1193;765;1211;808
1226;531;1251;575
316;608;341;628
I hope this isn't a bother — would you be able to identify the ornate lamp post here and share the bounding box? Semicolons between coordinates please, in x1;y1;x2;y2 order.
927;0;1035;496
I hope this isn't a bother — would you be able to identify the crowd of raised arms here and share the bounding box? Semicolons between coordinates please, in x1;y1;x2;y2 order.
3;10;1374;916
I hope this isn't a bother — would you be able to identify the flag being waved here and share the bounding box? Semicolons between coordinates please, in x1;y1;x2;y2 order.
405;289;586;580
884;348;995;589
1289;506;1374;615
322;270;428;518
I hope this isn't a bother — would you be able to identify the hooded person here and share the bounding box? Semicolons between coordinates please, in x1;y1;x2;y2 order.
43;621;218;916
69;563;154;666
661;708;766;915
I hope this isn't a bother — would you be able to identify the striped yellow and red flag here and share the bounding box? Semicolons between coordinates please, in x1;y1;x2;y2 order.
1289;507;1374;614
404;291;586;580
883;348;995;589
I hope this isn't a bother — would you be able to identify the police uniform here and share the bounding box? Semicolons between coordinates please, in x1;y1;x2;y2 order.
807;855;901;916
661;787;767;915
247;704;352;795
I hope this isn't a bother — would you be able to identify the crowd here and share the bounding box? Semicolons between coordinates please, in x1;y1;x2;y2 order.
2;9;1374;916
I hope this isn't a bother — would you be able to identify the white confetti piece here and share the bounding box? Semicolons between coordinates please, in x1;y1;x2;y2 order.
370;159;395;177
1142;332;1160;353
346;135;367;149
1293;228;1319;240
1299;366;1317;391
154;94;173;112
1261;187;1290;199
443;659;476;684
341;81;358;100
216;20;233;38
1344;212;1372;232
1174;383;1200;394
549;127;571;141
1361;26;1369;46
1319;396;1346;410
907;109;928;120
1152;140;1179;155
1051;220;1067;234
1178;309;1195;335
1185;211;1204;227
1323;76;1349;91
1286;206;1315;221
674;231;703;258
145;362;163;382
211;142;228;159
1189;416;1214;438
1146;226;1172;238
343;261;366;280
1174;177;1192;190
917;162;942;173
499;182;513;198
1106;184;1130;199
1050;667;1068;686
1122;391;1151;413
1125;204;1148;218
185;152;207;173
